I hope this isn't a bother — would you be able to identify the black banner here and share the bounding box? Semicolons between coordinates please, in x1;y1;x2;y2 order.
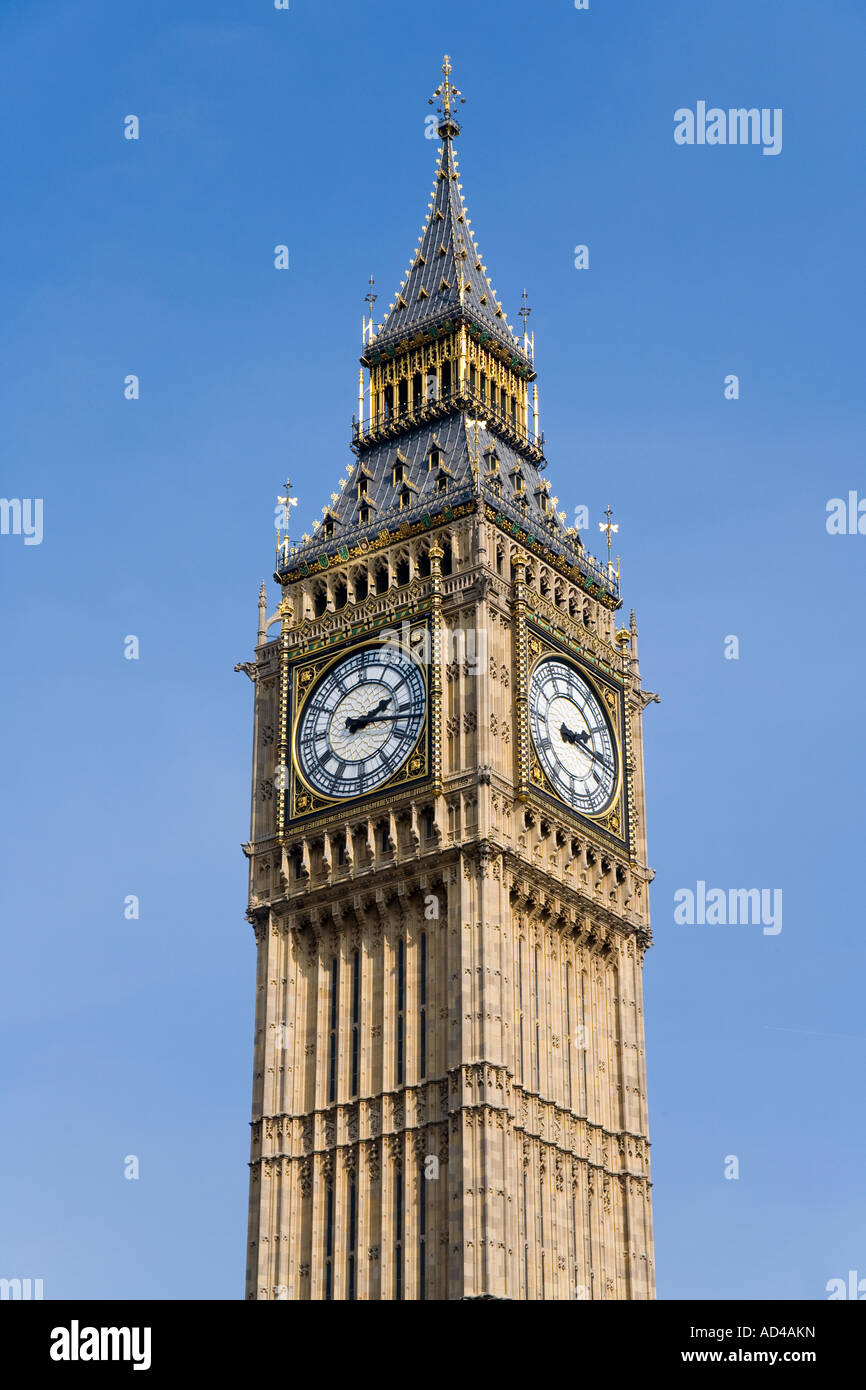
2;1299;860;1376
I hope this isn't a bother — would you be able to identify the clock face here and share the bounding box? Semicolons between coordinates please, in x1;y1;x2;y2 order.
295;644;427;800
528;657;619;815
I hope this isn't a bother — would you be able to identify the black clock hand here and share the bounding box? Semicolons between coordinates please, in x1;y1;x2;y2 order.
355;714;411;724
559;722;587;746
345;697;391;734
559;723;612;772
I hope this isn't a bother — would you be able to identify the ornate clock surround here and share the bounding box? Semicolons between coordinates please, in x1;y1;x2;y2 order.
282;613;434;827
520;622;634;854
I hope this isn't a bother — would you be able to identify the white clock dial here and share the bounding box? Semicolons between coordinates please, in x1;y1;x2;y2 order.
528;657;618;815
295;644;426;799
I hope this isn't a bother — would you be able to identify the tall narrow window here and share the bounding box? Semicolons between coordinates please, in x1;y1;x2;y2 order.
539;1176;546;1300
518;939;525;1086
523;1169;529;1296
394;1170;403;1300
419;1164;426;1300
325;1185;334;1300
419;932;427;1079
534;945;541;1090
587;1179;594;1300
580;970;589;1113
351;949;360;1098
328;957;338;1104
565;962;574;1110
347;1180;357;1301
396;937;405;1086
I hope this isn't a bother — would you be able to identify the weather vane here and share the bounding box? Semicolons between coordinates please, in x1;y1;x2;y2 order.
599;504;619;565
519;289;532;334
276;477;298;564
519;289;535;360
363;275;377;343
429;54;465;128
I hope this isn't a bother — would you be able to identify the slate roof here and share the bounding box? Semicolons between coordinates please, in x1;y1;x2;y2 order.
366;132;529;366
283;414;574;567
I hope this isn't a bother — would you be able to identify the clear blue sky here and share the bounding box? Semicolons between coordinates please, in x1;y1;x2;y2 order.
2;0;864;1300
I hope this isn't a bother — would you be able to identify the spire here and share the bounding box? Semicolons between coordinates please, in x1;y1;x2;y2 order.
276;60;620;613
367;56;524;360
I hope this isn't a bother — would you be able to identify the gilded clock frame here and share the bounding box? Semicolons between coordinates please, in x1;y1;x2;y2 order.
520;625;633;853
283;617;433;828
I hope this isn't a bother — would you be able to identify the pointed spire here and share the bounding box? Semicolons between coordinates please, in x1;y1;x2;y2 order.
257;580;268;644
368;56;525;360
275;61;619;613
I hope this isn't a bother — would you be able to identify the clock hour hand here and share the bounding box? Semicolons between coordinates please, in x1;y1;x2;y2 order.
345;697;391;734
560;722;588;747
559;723;612;772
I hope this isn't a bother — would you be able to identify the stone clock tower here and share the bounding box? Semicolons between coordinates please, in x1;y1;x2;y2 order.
240;59;656;1301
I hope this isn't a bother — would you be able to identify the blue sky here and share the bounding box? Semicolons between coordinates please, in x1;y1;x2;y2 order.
2;0;864;1300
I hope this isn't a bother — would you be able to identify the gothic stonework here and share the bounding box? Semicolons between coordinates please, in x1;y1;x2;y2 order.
240;59;656;1301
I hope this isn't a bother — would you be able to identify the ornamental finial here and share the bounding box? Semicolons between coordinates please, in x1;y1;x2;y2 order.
428;54;465;139
599;504;620;571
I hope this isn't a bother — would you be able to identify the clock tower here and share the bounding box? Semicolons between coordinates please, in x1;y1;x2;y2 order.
240;58;656;1300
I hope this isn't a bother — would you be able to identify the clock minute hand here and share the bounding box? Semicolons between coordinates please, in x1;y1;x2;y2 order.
345;697;391;734
356;714;410;724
